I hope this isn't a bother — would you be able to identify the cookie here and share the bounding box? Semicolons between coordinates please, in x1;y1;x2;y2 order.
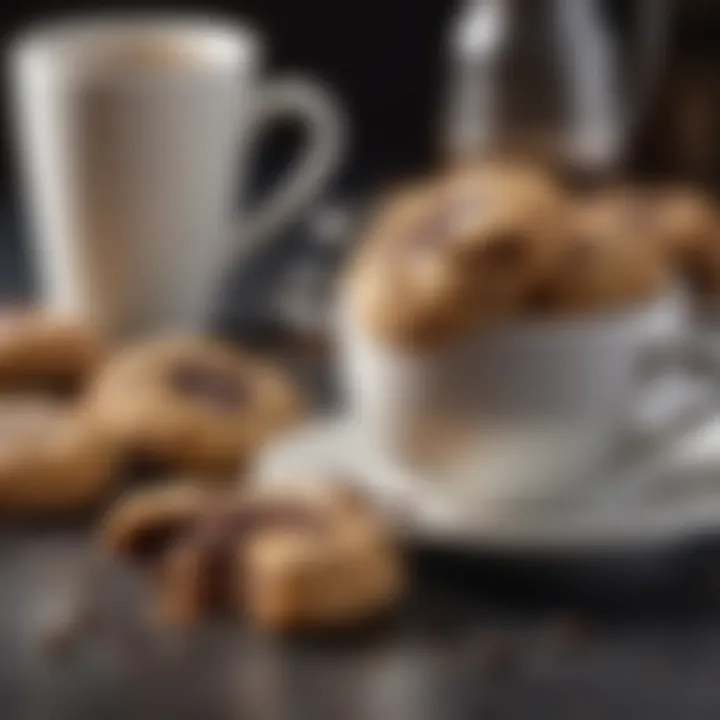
642;187;718;269
575;185;718;271
242;484;404;632
101;482;404;631
86;337;304;475
100;481;209;560
650;190;720;297
346;164;567;347
687;243;720;299
0;397;118;517
0;309;104;392
525;204;671;316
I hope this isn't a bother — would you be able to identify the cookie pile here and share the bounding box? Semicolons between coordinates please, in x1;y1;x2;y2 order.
0;311;405;632
347;164;718;348
347;164;569;346
0;315;304;517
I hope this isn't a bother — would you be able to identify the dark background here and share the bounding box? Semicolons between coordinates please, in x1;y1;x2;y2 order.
1;0;720;201
0;0;456;203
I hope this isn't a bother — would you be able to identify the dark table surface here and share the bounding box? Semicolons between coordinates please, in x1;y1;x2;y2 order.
6;526;720;720
5;203;720;720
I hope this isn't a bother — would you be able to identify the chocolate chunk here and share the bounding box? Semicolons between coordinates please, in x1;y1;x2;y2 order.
524;282;559;313
483;231;526;267
128;517;195;561
194;538;236;613
189;501;327;614
131;497;329;619
121;449;173;481
168;362;248;412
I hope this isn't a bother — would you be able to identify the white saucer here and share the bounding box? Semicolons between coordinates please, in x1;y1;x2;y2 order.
257;403;720;553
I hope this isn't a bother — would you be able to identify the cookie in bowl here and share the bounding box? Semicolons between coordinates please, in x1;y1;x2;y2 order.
574;186;719;282
0;396;118;518
101;481;405;632
85;336;304;475
345;163;568;348
0;309;104;392
657;191;720;300
524;203;672;316
639;187;718;273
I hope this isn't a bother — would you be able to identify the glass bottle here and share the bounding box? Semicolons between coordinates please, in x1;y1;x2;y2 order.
442;0;670;181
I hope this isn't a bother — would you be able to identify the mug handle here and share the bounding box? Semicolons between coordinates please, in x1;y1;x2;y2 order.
625;331;720;447
235;76;347;255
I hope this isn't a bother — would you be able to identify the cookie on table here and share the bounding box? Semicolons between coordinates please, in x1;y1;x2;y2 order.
0;397;118;518
0;309;104;391
101;481;405;631
346;163;567;347
85;336;304;475
525;204;671;316
241;483;404;632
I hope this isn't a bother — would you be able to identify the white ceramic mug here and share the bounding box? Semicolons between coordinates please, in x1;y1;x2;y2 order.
9;15;346;338
339;290;720;509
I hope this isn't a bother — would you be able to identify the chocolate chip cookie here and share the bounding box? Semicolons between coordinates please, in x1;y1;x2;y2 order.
101;482;405;631
643;187;718;270
525;204;671;316
0;397;118;517
346;164;567;347
575;186;719;282
86;337;304;475
0;309;104;391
